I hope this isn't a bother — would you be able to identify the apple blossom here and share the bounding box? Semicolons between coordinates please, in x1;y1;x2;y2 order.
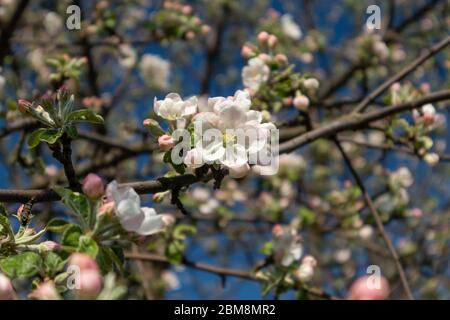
158;134;174;151
228;163;251;179
424;153;439;166
29;281;61;300
348;275;390;300
303;78;319;94
82;173;105;199
257;31;269;42
118;44;137;69
281;14;302;40
139;54;171;90
242;57;270;91
107;181;165;236
76;269;103;299
43;12;63;36
272;226;303;267
154;93;198;121
241;45;254;58
293;94;309;110
267;34;278;47
0;273;14;300
275;53;288;64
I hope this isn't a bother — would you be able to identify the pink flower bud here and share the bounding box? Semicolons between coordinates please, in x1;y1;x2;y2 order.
267;35;278;47
258;53;271;63
158;134;174;151
241;45;254;58
257;31;270;42
293;94;309;110
185;31;195;40
0;273;14;300
69;253;98;271
302;255;317;267
303;78;319;93
422;104;436;125
40;241;60;252
76;269;102;299
29;281;60;300
275;53;288;63
201;25;211;34
17;99;32;114
390;82;401;93
282;96;293;107
82;173;105;199
228;163;250;179
348;275;390;300
181;5;192;15
161;213;176;227
272;224;283;237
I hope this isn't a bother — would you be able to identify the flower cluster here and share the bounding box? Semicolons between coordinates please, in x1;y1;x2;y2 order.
144;89;278;179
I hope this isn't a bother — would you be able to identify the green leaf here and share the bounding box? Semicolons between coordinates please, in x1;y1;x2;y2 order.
53;187;91;228
28;128;47;149
65;125;78;139
61;224;82;248
0;252;43;278
47;218;71;233
39;129;63;145
68;109;104;124
44;252;66;277
77;235;99;258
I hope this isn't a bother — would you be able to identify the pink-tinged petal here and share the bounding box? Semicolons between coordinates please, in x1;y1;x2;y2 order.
132;208;165;235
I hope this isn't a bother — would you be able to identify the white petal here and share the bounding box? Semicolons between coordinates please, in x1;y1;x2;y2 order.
132;207;165;235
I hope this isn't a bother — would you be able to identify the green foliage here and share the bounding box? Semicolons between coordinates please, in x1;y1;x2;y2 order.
0;252;43;278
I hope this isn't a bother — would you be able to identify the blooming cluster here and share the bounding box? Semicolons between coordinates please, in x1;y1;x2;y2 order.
145;89;278;179
139;54;171;90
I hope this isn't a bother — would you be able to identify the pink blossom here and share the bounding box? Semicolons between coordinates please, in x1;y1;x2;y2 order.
82;173;105;199
348;275;390;300
257;31;269;42
76;269;102;299
158;134;174;151
69;253;99;271
0;273;14;300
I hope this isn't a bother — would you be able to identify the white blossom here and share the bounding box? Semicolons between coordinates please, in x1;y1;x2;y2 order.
154;93;197;121
139;54;171;90
107;181;164;236
44;12;63;36
119;44;137;69
281;14;302;40
272;228;303;267
242;57;270;91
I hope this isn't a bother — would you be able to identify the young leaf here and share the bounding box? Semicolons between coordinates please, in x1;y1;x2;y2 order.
46;218;71;233
68;109;104;124
77;235;99;258
53;187;91;228
0;252;43;278
28;128;47;149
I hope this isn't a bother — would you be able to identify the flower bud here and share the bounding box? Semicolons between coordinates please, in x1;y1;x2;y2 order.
293;94;310;110
39;241;60;252
29;281;60;300
303;78;319;94
257;31;269;42
228;163;250;179
267;34;278;47
302;255;317;267
272;224;283;237
17;99;32;114
422;104;436;125
76;269;102;299
295;262;315;282
68;253;98;271
82;173;105;199
201;25;211;34
348;275;390;300
241;45;254;58
0;273;14;300
185;31;195;41
181;5;192;15
158;134;174;151
143;118;165;137
424;153;439;166
275;53;288;64
258;53;271;63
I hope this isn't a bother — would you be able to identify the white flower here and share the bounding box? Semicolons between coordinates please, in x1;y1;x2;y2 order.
139;54;171;90
193;90;275;171
44;12;63;36
273;228;303;267
281;14;302;40
424;153;439;166
390;167;413;188
107;181;164;236
119;44;137;69
242;57;270;91
154;93;197;121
